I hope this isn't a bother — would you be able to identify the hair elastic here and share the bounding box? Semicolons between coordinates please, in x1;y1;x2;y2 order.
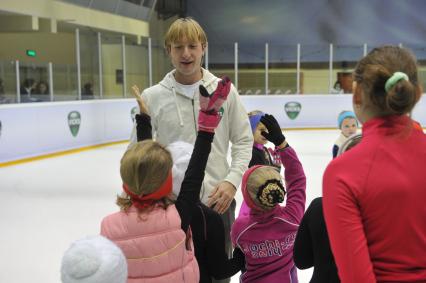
385;72;409;92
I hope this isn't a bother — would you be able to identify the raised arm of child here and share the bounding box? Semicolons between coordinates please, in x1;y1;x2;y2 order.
260;114;307;223
131;85;152;141
175;77;232;232
132;80;244;278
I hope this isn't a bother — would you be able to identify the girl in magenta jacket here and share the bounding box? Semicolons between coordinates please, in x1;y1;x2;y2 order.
323;46;426;283
231;114;307;283
101;79;231;283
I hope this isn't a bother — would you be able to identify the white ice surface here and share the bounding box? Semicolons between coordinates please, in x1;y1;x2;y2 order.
0;129;340;283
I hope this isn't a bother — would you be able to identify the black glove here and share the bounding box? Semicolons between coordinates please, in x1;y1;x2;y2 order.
260;114;285;146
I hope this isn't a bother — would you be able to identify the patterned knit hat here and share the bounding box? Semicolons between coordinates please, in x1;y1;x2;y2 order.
61;235;127;283
241;165;285;211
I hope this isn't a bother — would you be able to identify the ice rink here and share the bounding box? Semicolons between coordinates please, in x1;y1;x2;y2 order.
0;129;341;283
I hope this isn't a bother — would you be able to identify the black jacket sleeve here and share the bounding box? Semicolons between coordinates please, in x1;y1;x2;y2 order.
206;210;245;279
332;144;338;158
175;131;214;232
135;113;152;141
293;197;316;269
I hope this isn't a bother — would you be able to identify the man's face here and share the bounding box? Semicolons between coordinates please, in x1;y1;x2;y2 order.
341;118;358;137
168;36;205;84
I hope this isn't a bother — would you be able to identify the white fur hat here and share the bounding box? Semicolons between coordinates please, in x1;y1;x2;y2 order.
166;141;194;196
61;235;127;283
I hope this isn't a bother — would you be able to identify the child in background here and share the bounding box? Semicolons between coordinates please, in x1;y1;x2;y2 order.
231;114;306;283
61;235;127;283
238;111;282;217
248;110;282;169
293;133;362;283
131;83;245;283
332;111;359;158
100;78;231;282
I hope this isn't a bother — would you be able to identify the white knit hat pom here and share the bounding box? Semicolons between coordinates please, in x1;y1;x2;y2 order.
61;235;127;283
63;243;101;279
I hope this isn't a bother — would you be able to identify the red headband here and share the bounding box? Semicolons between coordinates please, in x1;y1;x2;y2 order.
122;171;173;209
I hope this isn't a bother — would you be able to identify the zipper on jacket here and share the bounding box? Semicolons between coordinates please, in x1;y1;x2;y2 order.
192;99;197;134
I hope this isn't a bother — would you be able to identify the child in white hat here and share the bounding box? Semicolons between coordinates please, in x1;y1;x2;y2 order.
61;235;127;283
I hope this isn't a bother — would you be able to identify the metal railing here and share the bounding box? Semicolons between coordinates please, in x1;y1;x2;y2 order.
1;28;426;104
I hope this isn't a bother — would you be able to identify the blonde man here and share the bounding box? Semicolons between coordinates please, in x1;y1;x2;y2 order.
129;17;253;283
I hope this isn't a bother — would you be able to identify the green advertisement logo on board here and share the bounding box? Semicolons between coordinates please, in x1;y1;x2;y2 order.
284;102;301;120
218;107;224;118
68;111;81;137
131;106;138;122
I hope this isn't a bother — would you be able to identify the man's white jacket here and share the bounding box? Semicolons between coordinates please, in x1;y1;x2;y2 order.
130;68;253;203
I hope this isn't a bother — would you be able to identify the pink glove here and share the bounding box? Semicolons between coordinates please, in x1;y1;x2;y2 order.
198;76;231;132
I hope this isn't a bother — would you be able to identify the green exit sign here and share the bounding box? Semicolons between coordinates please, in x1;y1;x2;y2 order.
26;49;36;57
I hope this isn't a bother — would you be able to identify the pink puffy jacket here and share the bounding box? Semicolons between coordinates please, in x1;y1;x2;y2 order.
101;205;199;283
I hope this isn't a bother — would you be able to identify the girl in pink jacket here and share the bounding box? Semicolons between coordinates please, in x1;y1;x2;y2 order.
101;78;231;283
231;114;307;283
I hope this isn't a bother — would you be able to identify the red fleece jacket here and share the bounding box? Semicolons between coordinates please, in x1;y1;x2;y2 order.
323;115;426;283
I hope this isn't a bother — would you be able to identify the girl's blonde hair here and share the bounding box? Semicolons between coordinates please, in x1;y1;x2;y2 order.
164;17;207;50
117;140;173;212
246;166;284;211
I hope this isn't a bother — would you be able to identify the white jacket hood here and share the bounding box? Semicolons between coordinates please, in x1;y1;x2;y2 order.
158;70;221;127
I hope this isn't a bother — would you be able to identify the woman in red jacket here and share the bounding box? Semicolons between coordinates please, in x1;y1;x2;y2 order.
323;45;426;283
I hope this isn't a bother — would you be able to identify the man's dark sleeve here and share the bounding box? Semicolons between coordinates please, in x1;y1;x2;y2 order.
175;131;214;232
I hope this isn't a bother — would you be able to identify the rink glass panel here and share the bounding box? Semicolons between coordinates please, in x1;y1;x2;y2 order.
0;60;17;104
126;37;150;92
100;34;125;98
331;45;364;94
299;44;330;94
267;44;298;95
150;37;172;87
79;30;100;100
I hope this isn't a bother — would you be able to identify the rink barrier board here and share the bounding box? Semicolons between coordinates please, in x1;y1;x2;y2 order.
0;140;128;167
0;94;425;164
1;126;424;167
0;128;347;167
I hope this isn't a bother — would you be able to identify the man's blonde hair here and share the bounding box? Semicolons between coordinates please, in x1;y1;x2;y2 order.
164;17;207;50
246;166;283;211
117;140;173;211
